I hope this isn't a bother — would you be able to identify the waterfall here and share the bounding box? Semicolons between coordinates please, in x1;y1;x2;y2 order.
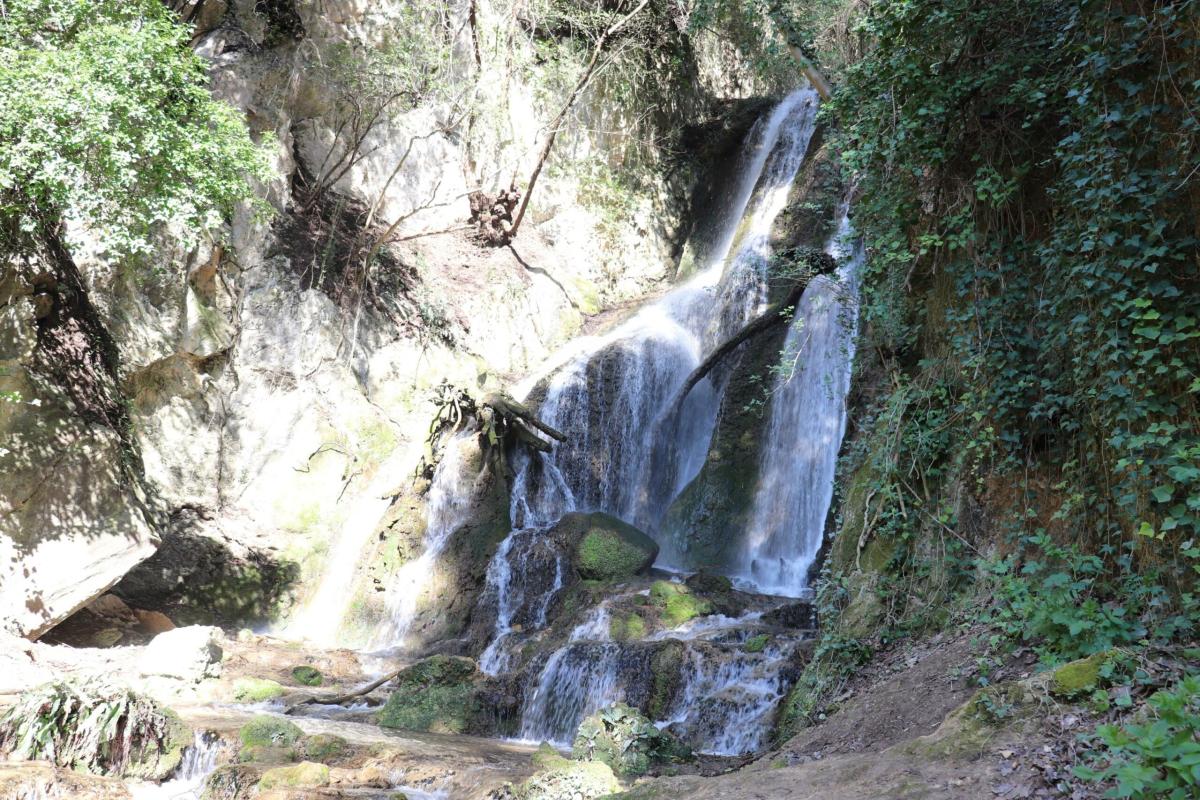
516;608;807;755
280;448;410;647
371;429;478;649
475;89;822;669
128;733;222;800
732;213;862;596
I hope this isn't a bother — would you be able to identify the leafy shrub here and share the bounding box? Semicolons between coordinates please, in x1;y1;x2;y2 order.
987;533;1196;664
0;679;189;778
1075;674;1200;799
0;0;270;257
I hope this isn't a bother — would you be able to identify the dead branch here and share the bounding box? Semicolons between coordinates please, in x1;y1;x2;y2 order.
505;0;652;242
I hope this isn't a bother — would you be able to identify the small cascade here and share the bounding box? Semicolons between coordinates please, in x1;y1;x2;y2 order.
518;641;623;744
478;526;567;675
655;637;799;755
732;214;863;596
516;608;807;755
281;449;410;647
372;429;478;649
128;733;222;800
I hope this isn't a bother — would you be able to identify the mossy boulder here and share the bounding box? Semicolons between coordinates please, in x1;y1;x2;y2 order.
650;581;711;627
257;761;330;790
231;677;285;703
516;743;620;800
572;703;691;778
377;655;483;734
1051;652;1110;697
553;512;658;582
125;707;192;781
300;733;347;762
290;665;323;687
744;634;770;653
646;639;687;720
238;716;304;750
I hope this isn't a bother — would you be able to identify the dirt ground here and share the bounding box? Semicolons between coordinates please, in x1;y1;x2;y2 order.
619;629;1104;800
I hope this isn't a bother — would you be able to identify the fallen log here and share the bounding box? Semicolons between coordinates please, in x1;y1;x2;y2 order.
672;249;837;408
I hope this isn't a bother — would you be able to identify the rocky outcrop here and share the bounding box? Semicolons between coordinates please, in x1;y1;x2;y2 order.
0;246;159;640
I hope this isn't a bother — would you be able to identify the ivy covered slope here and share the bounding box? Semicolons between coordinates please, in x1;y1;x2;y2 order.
784;0;1198;797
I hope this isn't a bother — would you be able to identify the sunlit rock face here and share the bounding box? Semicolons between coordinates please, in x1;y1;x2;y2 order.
1;0;746;641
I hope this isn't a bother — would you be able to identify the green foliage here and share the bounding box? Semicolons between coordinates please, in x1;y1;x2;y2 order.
0;679;188;778
572;703;691;777
1074;674;1200;799
0;0;270;257
828;0;1199;647
986;533;1197;664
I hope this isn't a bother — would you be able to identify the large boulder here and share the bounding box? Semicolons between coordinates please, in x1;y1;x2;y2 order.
377;655;485;735
553;512;658;582
139;625;223;682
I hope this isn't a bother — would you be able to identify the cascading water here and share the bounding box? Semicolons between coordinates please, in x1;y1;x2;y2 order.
372;428;479;649
475;89;822;673
732;213;863;596
128;733;222;800
281;449;411;647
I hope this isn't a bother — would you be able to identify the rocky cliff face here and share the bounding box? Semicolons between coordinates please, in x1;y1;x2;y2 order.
0;0;769;640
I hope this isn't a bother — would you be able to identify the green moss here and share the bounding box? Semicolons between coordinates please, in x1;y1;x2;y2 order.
376;656;480;734
650;581;711;627
609;612;647;642
1051;652;1109;697
301;733;347;762
647;640;686;719
290;666;323;687
744;634;770;653
257;761;329;790
125;707;191;781
238;716;303;749
566;512;658;582
231;677;284;703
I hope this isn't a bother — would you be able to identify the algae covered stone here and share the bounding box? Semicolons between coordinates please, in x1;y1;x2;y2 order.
516;743;620;800
257;760;330;790
555;512;658;581
572;703;691;777
1051;651;1110;697
377;655;482;734
291;665;323;687
650;580;711;627
231;677;285;703
301;733;347;762
238;716;304;749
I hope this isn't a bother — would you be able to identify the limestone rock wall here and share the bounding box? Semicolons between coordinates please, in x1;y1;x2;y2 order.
0;0;763;639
